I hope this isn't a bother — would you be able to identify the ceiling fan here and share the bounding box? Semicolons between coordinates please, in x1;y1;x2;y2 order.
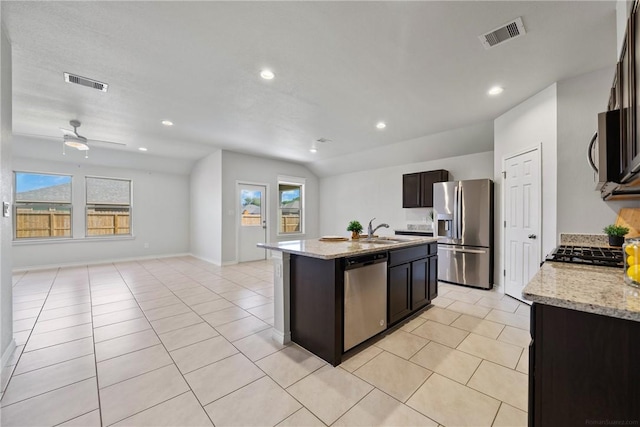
57;119;126;158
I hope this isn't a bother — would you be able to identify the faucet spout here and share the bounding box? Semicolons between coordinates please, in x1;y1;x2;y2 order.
368;218;390;238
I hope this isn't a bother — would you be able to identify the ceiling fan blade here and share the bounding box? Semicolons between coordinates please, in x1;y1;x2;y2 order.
59;127;76;137
88;138;127;147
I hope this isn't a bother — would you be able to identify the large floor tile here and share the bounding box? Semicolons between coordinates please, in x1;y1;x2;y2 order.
476;296;520;312
411;320;469;348
215;315;270;341
205;376;301;426
457;333;523;369
158;322;220;351
410;341;482;384
92;307;144;328
171;336;238;374
15;337;94;375
419;306;461;325
91;299;140;316
498;325;531;348
2;355;96;406
375;329;429;359
99;364;190;426
430;296;454;308
256;345;325;388
398;316;427;332
113;392;212;427
334;388;438;426
32;312;92;334
450;314;505;339
201;306;251;327
406;373;500;427
180;291;222;307
467;360;528;411
277;408;324;426
143;303;192;321
150;312;203;334
97;344;173;388
0;378;99;427
93;317;152;343
184;353;265;405
247;302;274;319
232;328;288;361
233;295;272;310
339;345;383;373
485;309;530;330
95;329;160;362
447;301;492;318
287;365;374;425
190;298;235;316
13;308;42;321
516;347;528;374
39;303;92;321
493;403;528;427
136;295;181;311
354;351;431;402
58;409;101;426
446;290;482;304
25;323;93;352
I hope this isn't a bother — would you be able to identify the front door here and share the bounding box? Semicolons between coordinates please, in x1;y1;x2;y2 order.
238;183;267;262
504;148;541;302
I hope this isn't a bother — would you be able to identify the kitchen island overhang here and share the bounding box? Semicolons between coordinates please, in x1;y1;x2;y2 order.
258;236;439;365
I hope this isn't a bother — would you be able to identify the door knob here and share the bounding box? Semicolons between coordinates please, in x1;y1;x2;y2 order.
528;234;537;239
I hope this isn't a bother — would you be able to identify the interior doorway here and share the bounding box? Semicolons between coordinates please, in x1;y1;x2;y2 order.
503;147;541;302
237;183;267;262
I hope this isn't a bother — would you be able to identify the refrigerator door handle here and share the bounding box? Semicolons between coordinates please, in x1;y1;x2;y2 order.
452;186;458;240
457;186;463;240
438;246;487;254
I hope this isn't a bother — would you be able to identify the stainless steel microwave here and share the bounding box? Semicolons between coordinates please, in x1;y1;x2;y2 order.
589;110;640;200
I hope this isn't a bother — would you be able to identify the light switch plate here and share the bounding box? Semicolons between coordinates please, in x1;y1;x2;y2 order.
2;202;9;218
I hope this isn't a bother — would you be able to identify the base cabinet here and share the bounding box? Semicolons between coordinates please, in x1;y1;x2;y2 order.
388;243;438;326
529;303;640;426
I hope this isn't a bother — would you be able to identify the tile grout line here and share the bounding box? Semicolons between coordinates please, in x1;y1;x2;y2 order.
87;263;106;427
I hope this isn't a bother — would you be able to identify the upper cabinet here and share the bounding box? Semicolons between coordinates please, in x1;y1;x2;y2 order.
402;169;449;208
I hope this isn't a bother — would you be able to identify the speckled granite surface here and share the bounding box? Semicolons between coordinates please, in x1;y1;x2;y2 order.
523;262;640;322
560;233;609;246
258;236;437;259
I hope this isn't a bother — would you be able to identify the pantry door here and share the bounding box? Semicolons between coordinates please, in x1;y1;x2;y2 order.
504;147;541;302
238;183;267;262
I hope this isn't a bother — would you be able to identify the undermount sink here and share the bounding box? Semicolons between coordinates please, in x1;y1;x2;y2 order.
360;237;410;244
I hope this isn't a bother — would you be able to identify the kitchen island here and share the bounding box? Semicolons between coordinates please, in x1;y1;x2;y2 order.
523;262;640;427
258;236;439;365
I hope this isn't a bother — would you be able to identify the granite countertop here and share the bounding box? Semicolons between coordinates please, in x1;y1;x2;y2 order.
523;262;640;322
258;236;438;260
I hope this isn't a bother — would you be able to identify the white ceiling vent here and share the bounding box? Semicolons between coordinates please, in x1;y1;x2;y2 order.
479;17;526;49
64;72;109;92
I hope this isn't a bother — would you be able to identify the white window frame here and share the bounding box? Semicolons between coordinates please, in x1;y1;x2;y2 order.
13;171;73;240
85;176;133;238
277;175;305;236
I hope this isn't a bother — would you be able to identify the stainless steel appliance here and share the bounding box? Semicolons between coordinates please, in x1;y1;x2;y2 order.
546;245;623;268
434;179;494;289
343;252;387;351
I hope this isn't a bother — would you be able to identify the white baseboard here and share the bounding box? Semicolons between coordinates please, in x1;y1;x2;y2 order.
1;339;16;370
12;252;192;273
188;253;222;266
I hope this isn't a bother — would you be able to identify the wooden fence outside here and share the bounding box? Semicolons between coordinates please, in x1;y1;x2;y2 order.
241;213;300;232
16;209;130;238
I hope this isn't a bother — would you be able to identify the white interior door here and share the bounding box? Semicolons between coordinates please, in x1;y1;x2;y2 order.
504;148;541;302
238;183;267;262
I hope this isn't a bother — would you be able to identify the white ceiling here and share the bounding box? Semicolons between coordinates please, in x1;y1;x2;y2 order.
2;1;617;171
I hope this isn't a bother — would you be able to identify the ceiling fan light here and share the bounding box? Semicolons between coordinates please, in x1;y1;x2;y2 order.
64;135;89;150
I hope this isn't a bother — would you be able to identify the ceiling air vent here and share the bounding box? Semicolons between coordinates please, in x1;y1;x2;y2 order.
479;17;526;49
316;138;332;144
64;72;109;92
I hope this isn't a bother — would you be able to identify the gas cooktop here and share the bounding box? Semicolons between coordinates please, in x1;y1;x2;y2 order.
546;245;624;268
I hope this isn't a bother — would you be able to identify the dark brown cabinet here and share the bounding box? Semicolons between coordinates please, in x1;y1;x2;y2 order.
402;170;449;208
388;243;438;326
529;303;640;426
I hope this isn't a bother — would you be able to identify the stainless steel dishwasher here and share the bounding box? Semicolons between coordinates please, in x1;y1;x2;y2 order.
343;252;388;351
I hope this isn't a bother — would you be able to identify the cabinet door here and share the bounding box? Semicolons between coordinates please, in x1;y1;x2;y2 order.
403;173;421;208
428;255;438;300
411;258;429;310
388;264;412;325
420;170;449;207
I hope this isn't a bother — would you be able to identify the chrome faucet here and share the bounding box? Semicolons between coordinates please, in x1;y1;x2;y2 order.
368;218;390;238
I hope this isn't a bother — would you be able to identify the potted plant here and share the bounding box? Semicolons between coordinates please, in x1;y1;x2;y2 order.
347;220;363;239
603;224;629;247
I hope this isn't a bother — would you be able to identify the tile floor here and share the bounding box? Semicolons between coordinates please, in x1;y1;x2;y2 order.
0;256;530;426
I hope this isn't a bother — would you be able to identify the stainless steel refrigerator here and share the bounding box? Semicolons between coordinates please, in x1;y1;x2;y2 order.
434;179;494;289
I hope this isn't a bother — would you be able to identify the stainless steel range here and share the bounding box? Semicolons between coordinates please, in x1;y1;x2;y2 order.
546;245;623;268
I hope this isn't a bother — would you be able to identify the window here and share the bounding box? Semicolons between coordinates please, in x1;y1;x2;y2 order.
14;172;73;239
86;177;132;236
278;177;304;235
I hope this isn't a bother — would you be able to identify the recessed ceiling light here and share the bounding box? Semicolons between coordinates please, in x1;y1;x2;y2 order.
260;69;275;80
161;120;173;126
376;122;386;130
488;86;504;96
309;147;318;153
138;147;148;152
